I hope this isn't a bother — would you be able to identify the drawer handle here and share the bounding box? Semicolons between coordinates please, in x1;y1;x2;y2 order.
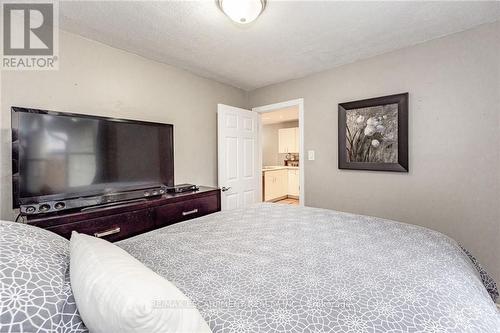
94;227;121;238
182;208;198;216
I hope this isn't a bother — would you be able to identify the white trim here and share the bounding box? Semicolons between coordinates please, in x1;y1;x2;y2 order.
252;98;305;206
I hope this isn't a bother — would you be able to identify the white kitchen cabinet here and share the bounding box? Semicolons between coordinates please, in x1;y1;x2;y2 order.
263;169;288;201
287;169;299;197
293;128;300;153
278;128;293;153
263;172;277;201
278;127;299;153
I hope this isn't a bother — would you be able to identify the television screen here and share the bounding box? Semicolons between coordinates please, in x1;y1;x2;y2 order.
12;107;174;206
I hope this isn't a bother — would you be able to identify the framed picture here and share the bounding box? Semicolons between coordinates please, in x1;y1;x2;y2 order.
338;93;408;172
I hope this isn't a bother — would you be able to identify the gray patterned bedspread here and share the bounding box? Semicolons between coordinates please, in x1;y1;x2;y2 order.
118;204;500;333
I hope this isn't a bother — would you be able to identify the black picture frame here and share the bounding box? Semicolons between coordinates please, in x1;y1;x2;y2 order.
338;93;408;172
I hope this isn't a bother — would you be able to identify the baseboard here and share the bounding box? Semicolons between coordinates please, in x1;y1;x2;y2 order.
265;195;299;203
267;195;288;203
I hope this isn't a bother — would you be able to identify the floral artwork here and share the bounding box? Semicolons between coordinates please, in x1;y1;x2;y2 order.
345;104;398;163
338;93;408;172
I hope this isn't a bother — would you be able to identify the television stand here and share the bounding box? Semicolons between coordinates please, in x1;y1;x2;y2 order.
26;186;221;242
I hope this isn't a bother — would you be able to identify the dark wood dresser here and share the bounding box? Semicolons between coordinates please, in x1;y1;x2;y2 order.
26;186;221;242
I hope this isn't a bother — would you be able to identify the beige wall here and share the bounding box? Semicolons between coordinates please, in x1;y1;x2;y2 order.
262;120;299;166
0;30;247;221
249;22;500;283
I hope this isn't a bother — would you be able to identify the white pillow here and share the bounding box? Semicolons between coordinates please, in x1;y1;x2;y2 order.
70;231;211;333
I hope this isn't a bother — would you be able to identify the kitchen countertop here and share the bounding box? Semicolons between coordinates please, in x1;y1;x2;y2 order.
262;166;299;172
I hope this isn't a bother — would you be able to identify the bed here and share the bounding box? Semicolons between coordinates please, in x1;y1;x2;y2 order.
1;203;499;332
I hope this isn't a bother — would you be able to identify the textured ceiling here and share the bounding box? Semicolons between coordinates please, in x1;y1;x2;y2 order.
59;1;500;91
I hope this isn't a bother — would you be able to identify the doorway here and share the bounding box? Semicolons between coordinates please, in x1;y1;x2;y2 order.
252;99;304;206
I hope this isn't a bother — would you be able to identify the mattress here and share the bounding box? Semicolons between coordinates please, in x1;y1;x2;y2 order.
118;203;500;332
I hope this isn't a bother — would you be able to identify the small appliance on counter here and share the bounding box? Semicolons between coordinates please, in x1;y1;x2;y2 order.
285;160;299;167
284;153;299;167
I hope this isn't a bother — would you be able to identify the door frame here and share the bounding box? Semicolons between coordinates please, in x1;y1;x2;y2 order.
252;98;305;206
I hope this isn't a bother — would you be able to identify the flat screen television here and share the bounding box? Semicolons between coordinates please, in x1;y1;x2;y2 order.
12;107;174;208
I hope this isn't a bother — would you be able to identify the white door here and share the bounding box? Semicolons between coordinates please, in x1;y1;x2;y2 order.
217;104;260;210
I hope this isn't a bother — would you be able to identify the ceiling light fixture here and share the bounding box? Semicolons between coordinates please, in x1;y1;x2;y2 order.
217;0;266;24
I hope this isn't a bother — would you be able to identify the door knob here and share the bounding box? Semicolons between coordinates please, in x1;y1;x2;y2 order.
221;186;231;192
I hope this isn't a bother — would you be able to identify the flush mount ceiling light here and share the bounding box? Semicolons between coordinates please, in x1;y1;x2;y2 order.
217;0;266;24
